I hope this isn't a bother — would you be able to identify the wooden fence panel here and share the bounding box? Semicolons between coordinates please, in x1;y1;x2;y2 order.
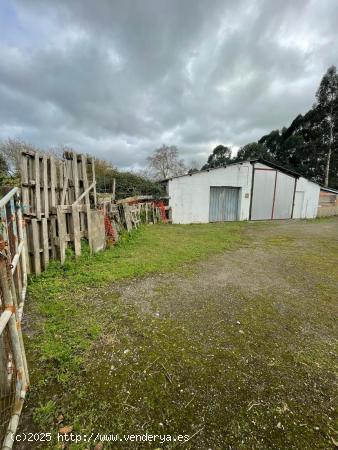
19;150;98;273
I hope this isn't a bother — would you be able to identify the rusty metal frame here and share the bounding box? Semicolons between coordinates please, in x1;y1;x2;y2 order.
0;188;29;449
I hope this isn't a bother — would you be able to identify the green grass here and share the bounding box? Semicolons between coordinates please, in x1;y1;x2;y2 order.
24;222;244;438
30;222;244;289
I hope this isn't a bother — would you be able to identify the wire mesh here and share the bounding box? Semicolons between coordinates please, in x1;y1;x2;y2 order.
0;326;17;445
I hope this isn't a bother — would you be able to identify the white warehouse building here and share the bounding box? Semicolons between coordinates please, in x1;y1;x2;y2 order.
164;159;320;224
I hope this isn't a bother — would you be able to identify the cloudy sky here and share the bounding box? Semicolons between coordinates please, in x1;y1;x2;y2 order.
0;0;337;170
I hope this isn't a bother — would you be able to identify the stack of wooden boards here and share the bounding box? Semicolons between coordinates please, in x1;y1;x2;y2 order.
99;194;170;235
20;150;101;274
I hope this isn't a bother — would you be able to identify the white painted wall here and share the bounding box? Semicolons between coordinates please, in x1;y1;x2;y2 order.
167;162;321;223
168;163;253;223
293;177;320;219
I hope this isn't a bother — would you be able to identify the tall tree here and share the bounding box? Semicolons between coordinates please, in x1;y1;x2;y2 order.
234;142;270;162
147;145;187;180
202;145;232;169
315;65;338;186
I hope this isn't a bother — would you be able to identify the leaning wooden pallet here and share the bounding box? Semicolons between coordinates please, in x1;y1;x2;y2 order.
20;150;99;273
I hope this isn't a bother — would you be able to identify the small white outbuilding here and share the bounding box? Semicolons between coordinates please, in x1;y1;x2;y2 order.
164;159;320;224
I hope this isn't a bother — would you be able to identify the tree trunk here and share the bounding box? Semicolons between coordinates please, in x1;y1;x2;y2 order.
324;113;334;187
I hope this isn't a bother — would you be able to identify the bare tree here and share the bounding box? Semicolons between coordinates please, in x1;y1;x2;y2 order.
147;145;187;180
0;138;41;175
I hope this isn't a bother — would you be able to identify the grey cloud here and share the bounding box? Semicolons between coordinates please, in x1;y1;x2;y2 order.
0;0;337;169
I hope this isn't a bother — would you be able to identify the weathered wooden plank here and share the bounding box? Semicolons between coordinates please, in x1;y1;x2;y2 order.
41;218;49;270
123;204;133;231
116;195;154;204
81;154;92;253
92;158;97;207
50;216;57;259
56;206;67;264
50;155;57;208
31;219;41;274
72;182;95;205
43;155;49;219
20;153;30;215
71;205;81;256
112;178;116;201
50;204;87;214
72;152;80;202
22;220;31;274
34;152;41;219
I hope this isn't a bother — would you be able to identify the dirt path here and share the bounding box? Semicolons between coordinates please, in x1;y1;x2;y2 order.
115;219;338;331
105;219;338;449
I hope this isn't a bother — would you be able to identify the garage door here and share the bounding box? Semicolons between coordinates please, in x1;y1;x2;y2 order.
250;170;276;220
209;187;239;222
250;168;296;220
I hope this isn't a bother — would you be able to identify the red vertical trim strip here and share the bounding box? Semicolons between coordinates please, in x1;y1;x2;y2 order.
291;178;297;219
271;170;278;219
249;163;255;220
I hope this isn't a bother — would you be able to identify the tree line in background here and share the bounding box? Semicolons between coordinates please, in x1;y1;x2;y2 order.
201;65;338;188
141;66;338;188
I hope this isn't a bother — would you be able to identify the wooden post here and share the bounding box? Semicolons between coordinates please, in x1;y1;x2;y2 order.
56;206;66;264
43;155;49;219
34;152;41;219
41;218;49;270
31;219;41;274
20;153;30;215
123;204;133;231
81;155;92;253
92;158;97;207
152;203;155;223
50;155;56;208
112;178;116;201
58;159;64;206
72;152;80;201
50;217;57;259
71;205;81;257
22;220;31;275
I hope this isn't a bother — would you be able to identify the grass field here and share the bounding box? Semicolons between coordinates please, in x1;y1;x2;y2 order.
20;219;338;449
